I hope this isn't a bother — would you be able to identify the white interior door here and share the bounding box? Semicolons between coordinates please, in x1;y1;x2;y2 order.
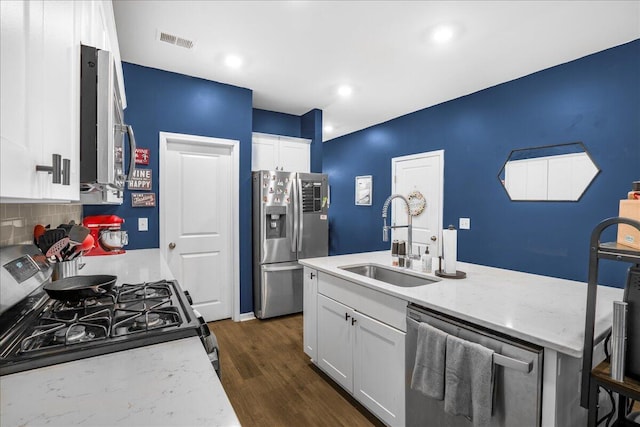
162;136;234;321
391;150;444;257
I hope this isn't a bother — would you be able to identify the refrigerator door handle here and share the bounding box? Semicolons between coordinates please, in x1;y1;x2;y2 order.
298;178;304;251
291;179;300;252
287;177;296;252
262;263;303;272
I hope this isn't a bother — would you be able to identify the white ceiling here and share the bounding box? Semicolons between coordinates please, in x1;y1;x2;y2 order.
112;1;640;141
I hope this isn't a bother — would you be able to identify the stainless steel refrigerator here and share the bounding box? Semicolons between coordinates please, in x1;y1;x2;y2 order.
252;171;329;319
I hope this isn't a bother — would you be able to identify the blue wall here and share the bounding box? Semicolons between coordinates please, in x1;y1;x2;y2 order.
302;109;323;173
253;108;302;137
83;63;255;312
324;40;640;287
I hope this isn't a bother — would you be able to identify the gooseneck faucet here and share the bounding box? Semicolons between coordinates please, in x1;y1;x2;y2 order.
382;194;414;265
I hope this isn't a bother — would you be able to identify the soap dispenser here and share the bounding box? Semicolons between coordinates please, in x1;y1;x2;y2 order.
421;246;432;273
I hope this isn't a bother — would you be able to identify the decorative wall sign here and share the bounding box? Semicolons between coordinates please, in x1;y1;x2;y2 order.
128;169;152;190
355;175;373;206
135;148;150;165
131;192;156;207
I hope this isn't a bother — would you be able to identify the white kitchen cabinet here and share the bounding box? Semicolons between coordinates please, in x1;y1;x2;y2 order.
317;294;354;391
41;0;80;201
252;135;278;172
0;0;41;200
303;267;318;361
279;138;310;172
0;0;79;202
313;274;406;427
353;310;405;427
251;133;310;172
0;0;125;202
79;1;126;108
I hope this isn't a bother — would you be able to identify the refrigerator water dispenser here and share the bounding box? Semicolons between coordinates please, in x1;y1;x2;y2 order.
265;206;287;239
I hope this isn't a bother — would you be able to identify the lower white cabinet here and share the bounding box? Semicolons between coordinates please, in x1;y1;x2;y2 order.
315;292;405;426
353;308;405;427
303;267;318;361
317;294;354;391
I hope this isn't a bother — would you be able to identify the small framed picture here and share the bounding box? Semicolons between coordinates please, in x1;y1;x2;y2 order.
355;175;372;206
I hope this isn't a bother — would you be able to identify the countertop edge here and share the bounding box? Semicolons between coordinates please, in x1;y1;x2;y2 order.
299;251;621;358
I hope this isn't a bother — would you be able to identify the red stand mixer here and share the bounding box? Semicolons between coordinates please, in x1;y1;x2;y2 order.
82;215;129;256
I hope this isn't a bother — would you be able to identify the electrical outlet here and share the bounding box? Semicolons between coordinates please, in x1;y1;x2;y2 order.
459;217;470;230
138;217;148;232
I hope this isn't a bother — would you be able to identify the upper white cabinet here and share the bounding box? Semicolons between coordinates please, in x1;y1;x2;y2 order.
252;133;310;172
1;0;79;202
79;1;126;108
41;0;80;201
1;1;41;200
0;0;124;202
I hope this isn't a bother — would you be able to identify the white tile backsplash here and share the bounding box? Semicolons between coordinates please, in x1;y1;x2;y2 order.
0;203;82;247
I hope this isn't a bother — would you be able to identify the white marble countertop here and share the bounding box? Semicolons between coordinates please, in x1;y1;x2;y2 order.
299;251;623;358
0;249;240;427
0;337;239;427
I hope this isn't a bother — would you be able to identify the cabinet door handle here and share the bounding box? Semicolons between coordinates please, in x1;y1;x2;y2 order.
61;158;70;186
310;272;315;279
36;153;62;183
345;313;350;321
351;317;357;325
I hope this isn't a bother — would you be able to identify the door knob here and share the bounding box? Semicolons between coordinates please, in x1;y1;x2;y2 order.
169;242;176;249
431;236;437;241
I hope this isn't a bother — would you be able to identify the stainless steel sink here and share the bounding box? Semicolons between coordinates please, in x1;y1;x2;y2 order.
338;263;439;287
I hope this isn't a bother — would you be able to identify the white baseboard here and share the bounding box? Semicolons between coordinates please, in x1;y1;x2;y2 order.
238;312;256;322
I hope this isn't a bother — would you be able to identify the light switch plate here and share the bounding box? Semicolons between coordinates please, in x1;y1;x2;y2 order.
459;217;470;230
138;217;149;232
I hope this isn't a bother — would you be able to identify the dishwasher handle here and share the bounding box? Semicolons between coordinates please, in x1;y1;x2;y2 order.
407;316;533;374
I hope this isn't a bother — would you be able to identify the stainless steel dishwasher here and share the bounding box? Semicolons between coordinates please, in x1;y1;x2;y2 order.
406;303;544;426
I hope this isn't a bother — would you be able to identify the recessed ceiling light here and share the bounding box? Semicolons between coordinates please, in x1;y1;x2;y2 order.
324;124;334;133
337;85;353;97
224;54;243;69
431;24;456;44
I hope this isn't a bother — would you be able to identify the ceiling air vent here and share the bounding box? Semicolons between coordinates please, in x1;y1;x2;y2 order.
157;30;195;49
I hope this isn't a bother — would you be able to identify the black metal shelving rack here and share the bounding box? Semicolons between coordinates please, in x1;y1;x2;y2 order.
581;217;640;427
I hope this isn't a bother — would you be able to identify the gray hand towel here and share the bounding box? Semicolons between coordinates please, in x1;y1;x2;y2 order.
444;334;494;427
410;322;448;400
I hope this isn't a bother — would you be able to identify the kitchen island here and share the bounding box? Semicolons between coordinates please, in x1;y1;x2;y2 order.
0;249;240;427
299;250;623;427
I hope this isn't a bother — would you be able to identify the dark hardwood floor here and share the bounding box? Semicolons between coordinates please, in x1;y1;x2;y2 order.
208;314;385;427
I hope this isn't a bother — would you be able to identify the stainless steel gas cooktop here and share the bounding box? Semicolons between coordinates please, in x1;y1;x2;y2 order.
0;246;203;376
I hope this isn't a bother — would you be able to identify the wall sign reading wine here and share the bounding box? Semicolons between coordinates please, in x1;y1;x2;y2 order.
135;148;150;165
128;169;152;190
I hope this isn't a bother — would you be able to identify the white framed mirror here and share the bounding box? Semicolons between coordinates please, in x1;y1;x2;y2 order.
498;142;600;201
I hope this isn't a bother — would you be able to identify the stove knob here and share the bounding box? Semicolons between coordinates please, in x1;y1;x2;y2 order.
192;308;210;338
184;290;193;305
